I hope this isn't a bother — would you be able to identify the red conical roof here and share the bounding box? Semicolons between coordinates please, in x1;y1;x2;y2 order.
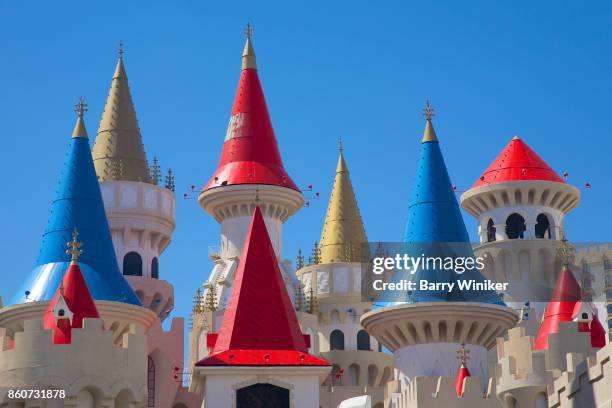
454;363;471;396
197;207;330;366
43;263;100;344
203;38;299;192
472;136;566;188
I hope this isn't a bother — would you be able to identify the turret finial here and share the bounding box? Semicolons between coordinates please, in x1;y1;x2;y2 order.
66;228;84;266
456;343;470;366
421;99;438;143
74;97;87;118
242;23;257;70
244;22;253;39
338;136;343;153
118;41;124;60
557;233;575;268
422;99;435;121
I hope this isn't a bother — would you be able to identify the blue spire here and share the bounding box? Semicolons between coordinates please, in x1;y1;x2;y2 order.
10;100;141;306
402;102;503;304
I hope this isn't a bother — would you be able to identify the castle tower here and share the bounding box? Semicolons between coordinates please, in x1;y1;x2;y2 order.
92;47;176;319
460;136;581;319
191;207;331;408
9;98;141;307
198;26;303;309
362;103;518;389
296;146;394;407
0;229;148;406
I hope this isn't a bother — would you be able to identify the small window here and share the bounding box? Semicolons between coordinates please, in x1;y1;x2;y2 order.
486;219;496;242
151;257;159;279
535;214;551;239
357;330;371;351
330;329;345;350
506;213;526;239
123;252;143;276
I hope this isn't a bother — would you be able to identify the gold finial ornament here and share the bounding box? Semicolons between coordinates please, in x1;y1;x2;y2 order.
557;233;575;267
242;23;257;70
421;99;439;143
66;228;84;265
244;22;253;39
74;97;88;117
456;343;470;366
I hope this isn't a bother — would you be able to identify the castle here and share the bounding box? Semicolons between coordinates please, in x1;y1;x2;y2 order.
0;26;610;408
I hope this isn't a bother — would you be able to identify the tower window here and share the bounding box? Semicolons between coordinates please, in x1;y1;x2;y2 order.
505;213;526;239
535;214;551;239
357;330;371;351
123;252;143;276
486;219;496;242
330;329;345;350
151;257;159;279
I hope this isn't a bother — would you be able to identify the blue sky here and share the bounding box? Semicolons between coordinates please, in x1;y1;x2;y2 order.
1;1;611;326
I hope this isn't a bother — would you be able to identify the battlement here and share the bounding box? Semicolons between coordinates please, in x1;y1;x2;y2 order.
576;243;612;257
394;375;499;408
0;317;147;404
548;341;612;407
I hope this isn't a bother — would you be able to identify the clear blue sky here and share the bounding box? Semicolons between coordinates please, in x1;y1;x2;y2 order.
1;1;610;325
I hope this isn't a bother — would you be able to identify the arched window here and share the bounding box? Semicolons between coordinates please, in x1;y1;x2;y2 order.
151;257;159;279
486;219;496;242
367;364;378;386
236;383;289;408
535;214;551;239
330;329;345;350
505;213;526;239
348;364;360;386
357;330;371;350
147;356;155;407
123;252;143;276
76;390;94;408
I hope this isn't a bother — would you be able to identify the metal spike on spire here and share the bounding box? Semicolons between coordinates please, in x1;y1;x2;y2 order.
422;99;435;121
242;23;257;70
72;97;89;139
118;41;124;60
456;343;470;366
74;97;88;117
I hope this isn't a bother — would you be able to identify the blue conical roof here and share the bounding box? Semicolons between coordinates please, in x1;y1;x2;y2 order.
10;106;141;306
402;110;503;304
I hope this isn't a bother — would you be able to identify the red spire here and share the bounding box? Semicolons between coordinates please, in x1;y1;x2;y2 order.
454;363;471;396
197;207;330;366
203;36;299;192
43;263;100;344
473;136;566;188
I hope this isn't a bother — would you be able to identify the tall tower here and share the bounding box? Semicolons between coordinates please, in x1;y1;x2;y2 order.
10;99;141;307
362;103;517;388
460;136;581;320
296;146;394;407
92;47;176;319
198;26;303;309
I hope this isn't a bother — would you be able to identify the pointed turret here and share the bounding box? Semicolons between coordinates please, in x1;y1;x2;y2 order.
43;229;100;344
203;26;298;192
197;207;330;366
454;344;471;396
92;45;151;183
319;145;368;263
10;100;140;305
402;102;502;304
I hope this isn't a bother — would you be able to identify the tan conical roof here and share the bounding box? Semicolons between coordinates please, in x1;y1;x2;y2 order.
92;49;151;183
319;150;368;263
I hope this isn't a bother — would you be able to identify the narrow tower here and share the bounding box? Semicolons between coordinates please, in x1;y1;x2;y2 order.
11;99;140;306
460;136;581;321
296;145;394;407
362;103;518;389
198;26;303;309
92;46;176;319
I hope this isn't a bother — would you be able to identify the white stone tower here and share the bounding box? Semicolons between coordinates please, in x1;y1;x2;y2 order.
92;47;176;320
460;136;581;320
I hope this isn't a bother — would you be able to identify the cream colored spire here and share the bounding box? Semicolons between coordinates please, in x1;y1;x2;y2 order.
319;145;368;263
72;97;88;139
242;23;257;70
421;100;438;143
92;44;151;183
